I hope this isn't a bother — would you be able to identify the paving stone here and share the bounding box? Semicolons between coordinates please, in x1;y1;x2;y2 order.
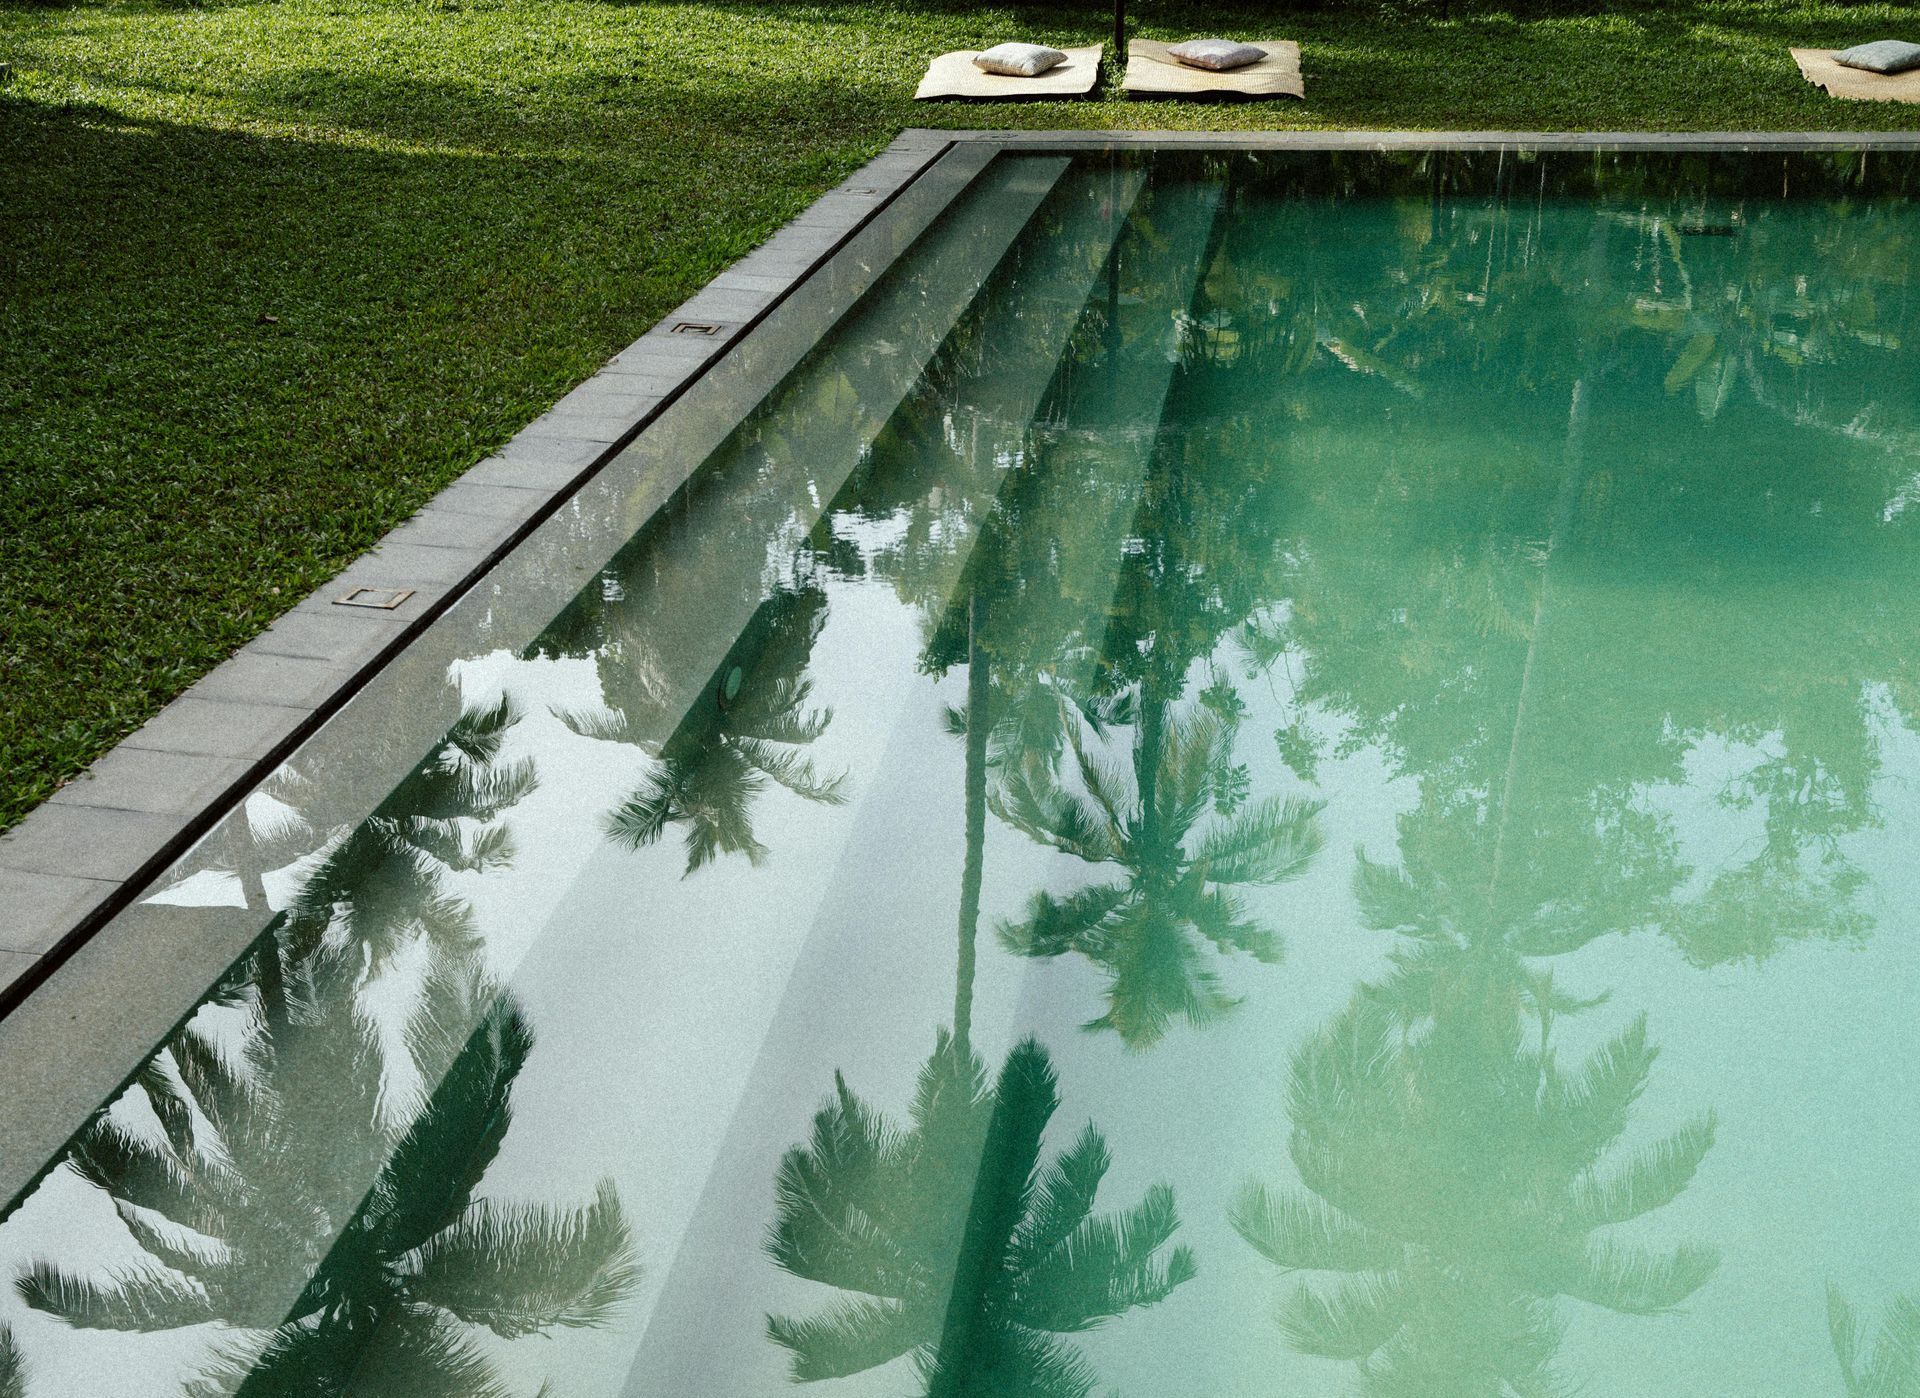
191;648;363;710
554;377;668;415
790;192;880;229
255;605;412;664
0;803;181;887
539;401;658;438
421;480;550;520
712;270;795;295
614;330;727;365
342;541;484;589
519;413;634;447
760;222;845;260
870;139;944;162
49;747;252;817
122;696;309;762
854;158;940;184
588;368;687;397
726;244;814;277
0;869;117;955
503;427;617;463
673;286;774;323
384;508;521;554
460;455;589;491
727;242;834;282
607;343;719;378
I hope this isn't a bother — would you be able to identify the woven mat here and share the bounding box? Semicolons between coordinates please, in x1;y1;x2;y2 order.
1791;46;1920;102
915;45;1103;101
1122;39;1304;99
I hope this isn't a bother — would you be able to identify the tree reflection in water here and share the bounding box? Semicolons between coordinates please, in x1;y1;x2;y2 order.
1233;975;1717;1396
0;1328;22;1398
10;692;636;1397
766;1033;1193;1398
1830;1286;1920;1398
994;700;1321;1048
18;945;637;1397
584;585;847;876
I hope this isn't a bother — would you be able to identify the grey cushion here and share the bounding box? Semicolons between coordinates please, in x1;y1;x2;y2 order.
972;42;1068;77
1832;39;1920;74
1166;38;1268;71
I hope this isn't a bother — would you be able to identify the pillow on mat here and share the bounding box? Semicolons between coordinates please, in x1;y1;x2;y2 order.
973;43;1069;76
1832;39;1920;74
1167;38;1268;71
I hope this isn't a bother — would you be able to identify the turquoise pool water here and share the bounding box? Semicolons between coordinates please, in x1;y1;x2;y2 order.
3;147;1920;1397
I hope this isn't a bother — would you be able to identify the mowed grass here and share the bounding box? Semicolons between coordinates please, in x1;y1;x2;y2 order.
2;0;1918;830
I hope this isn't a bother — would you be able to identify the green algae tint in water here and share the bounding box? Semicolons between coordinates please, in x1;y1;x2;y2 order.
3;148;1920;1398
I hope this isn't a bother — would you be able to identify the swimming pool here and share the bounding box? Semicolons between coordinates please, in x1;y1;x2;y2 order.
3;139;1920;1396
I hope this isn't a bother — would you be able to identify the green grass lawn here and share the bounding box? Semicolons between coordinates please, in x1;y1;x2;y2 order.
1;0;1917;831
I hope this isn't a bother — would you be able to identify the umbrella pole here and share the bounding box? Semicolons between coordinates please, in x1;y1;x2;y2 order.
1113;0;1125;66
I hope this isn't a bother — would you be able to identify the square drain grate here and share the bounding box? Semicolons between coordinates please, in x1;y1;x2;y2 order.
335;586;416;611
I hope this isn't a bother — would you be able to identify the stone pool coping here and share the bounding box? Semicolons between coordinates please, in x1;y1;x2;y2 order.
4;128;1920;1201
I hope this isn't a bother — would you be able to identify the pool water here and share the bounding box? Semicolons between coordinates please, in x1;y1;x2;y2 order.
4;147;1920;1397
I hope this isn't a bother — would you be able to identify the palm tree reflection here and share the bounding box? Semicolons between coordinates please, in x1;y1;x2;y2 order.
766;1033;1193;1397
1232;960;1717;1394
16;931;636;1396
0;1328;22;1398
1830;1285;1920;1397
280;695;534;971
564;583;847;876
994;701;1322;1048
590;586;847;874
12;689;633;1395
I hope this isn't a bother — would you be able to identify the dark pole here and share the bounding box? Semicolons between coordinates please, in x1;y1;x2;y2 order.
1114;0;1125;66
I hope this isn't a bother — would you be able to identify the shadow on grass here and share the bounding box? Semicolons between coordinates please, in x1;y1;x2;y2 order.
230;64;922;152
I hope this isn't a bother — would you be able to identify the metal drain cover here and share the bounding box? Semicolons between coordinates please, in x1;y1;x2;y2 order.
335;586;416;610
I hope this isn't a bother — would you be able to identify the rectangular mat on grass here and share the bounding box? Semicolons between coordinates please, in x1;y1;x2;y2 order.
1122;39;1303;99
1791;46;1920;102
915;45;1103;100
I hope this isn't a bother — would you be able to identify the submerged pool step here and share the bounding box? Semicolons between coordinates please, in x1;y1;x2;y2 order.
978;175;1230;685
812;163;1157;632
614;177;1242;1398
537;156;1080;758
